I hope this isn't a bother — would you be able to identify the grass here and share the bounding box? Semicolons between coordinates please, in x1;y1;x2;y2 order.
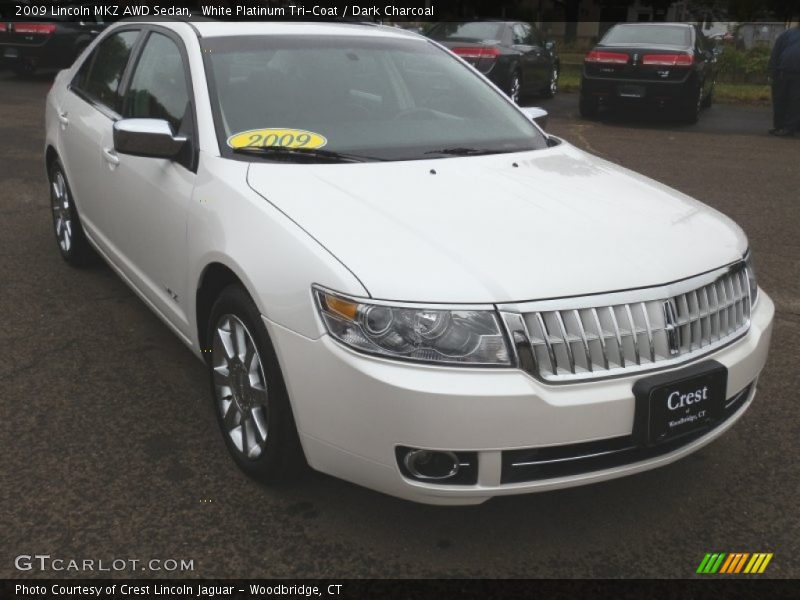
560;52;587;66
559;64;582;93
713;83;771;105
556;64;771;105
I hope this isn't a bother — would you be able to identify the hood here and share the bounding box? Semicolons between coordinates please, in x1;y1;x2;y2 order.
246;142;747;303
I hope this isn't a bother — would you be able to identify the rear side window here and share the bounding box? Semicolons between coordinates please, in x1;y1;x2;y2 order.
124;32;191;135
73;30;139;113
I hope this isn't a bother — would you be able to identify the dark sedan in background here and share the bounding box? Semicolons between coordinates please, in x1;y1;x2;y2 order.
0;4;110;76
427;21;560;104
580;23;719;123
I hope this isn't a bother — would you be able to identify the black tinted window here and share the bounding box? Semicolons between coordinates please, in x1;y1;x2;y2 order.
74;30;138;112
602;25;691;46
428;22;505;42
124;32;190;134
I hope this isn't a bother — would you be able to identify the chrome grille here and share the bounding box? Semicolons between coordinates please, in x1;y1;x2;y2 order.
502;263;752;382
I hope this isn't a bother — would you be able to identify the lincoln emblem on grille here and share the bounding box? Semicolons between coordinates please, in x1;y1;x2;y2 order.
663;299;681;355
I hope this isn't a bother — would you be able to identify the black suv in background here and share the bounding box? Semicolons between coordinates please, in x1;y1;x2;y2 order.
0;3;111;76
427;21;560;104
579;23;719;123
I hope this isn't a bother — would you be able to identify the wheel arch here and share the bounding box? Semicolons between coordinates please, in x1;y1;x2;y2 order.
195;261;250;356
45;145;59;174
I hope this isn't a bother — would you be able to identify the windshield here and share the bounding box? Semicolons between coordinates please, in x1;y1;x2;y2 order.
601;25;691;46
427;22;505;42
202;35;547;162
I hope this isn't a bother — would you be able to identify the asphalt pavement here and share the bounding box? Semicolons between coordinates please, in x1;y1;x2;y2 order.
1;71;799;579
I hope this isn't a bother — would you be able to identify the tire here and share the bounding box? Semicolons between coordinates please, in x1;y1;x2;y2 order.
541;65;559;98
507;70;522;104
579;93;599;118
48;159;94;266
207;284;305;483
679;82;703;124
702;82;714;108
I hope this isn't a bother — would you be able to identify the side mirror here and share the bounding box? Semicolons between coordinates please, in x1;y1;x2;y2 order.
544;40;555;52
113;119;186;159
520;106;548;129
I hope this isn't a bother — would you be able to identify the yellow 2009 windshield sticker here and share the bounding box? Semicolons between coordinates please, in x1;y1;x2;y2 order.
227;128;327;150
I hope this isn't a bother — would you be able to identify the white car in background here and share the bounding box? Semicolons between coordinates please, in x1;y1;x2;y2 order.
44;20;773;505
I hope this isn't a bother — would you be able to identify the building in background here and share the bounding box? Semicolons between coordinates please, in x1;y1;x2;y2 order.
736;22;792;49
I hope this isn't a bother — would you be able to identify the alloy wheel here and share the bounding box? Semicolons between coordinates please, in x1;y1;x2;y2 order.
549;68;558;95
212;314;269;459
51;169;73;253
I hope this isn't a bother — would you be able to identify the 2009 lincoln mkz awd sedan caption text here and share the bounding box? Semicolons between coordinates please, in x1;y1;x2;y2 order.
44;20;773;505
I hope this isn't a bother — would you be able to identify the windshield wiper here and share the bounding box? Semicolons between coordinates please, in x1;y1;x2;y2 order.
423;147;521;157
232;145;378;163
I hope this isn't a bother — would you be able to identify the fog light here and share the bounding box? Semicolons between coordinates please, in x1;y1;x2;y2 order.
404;449;460;480
396;447;478;485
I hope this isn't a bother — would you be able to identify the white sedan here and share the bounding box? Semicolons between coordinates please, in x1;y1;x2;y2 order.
44;20;773;505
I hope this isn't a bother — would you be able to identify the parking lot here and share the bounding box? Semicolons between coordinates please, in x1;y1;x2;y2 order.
1;69;798;579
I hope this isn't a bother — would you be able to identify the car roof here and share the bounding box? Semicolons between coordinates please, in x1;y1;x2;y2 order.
191;20;421;40
610;23;694;29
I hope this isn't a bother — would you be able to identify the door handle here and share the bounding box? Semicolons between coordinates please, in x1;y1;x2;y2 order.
57;111;69;128
102;147;120;166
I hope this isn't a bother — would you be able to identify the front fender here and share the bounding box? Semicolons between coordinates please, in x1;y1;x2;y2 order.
187;153;368;352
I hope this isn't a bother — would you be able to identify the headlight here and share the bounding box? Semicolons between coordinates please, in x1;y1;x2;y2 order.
313;287;511;366
744;249;758;306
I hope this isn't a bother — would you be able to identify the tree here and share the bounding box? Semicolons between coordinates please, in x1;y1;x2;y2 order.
767;0;800;22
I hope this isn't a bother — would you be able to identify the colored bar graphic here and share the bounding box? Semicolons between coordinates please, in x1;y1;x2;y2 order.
697;554;712;574
733;553;749;573
703;553;720;573
744;554;761;573
710;553;726;573
758;553;773;573
719;554;736;574
700;552;773;575
719;553;737;573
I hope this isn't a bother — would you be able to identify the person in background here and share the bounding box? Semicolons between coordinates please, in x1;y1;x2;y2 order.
768;24;800;137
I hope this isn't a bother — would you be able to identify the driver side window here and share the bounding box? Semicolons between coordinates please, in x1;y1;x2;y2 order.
123;32;191;136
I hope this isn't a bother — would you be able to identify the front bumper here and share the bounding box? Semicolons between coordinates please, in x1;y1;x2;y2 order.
266;290;773;505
